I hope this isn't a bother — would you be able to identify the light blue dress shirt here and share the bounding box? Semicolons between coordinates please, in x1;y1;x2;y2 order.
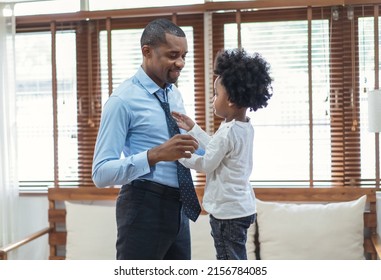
92;66;188;188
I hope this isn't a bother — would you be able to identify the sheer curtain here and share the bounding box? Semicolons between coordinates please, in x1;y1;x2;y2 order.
0;3;19;257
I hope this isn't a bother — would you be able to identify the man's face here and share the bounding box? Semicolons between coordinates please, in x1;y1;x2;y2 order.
144;33;188;88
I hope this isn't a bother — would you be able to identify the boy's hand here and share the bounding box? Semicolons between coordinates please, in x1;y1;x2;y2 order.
172;111;195;131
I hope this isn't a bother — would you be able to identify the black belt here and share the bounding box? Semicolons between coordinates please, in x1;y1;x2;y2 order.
128;179;180;199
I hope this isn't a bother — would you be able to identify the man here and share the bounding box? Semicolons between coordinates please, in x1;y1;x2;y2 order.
92;18;199;260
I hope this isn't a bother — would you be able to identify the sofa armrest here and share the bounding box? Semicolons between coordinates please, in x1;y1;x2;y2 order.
0;227;51;260
371;234;381;260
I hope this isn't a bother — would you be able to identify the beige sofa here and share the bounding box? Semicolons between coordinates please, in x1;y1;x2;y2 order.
1;187;380;260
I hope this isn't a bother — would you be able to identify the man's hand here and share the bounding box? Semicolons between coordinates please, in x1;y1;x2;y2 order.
147;134;198;166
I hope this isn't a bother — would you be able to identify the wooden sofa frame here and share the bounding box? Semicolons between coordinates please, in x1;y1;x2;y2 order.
1;187;380;260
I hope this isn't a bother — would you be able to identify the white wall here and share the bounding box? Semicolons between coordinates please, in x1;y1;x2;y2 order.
9;195;49;260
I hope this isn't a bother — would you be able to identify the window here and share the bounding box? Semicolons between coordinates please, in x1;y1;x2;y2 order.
16;31;77;190
14;0;79;16
14;3;381;191
99;29;143;105
212;6;380;187
90;0;204;11
14;0;204;15
359;16;381;185
15;12;204;190
224;20;330;186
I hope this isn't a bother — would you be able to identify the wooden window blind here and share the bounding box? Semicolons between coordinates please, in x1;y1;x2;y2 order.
211;5;380;188
14;2;381;191
15;13;206;190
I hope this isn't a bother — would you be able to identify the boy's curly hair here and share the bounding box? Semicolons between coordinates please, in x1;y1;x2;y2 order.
213;48;273;111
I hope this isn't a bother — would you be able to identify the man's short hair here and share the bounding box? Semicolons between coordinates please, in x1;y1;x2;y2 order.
141;18;186;47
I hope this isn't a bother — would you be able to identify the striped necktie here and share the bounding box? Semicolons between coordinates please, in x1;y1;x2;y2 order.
153;91;201;222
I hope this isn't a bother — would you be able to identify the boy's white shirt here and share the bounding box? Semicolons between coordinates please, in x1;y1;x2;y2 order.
179;119;256;219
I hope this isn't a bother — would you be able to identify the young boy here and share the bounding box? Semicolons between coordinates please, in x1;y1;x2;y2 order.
172;48;273;260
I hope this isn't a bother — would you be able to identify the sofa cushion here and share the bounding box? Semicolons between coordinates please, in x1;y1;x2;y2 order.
246;222;257;259
65;201;117;260
65;201;217;260
256;195;366;260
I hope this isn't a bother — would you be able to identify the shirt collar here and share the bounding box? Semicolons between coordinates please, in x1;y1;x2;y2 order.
136;66;173;95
